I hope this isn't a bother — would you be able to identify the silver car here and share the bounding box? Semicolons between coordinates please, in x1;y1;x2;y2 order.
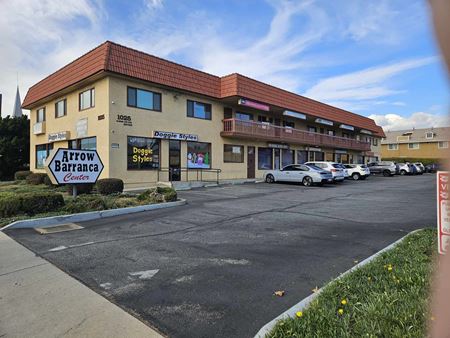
397;163;412;175
264;164;333;186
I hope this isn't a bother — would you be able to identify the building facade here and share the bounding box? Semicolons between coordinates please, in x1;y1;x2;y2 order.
23;42;385;188
381;127;450;160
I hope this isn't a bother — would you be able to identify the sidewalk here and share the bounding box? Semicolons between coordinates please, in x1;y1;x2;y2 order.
0;232;163;338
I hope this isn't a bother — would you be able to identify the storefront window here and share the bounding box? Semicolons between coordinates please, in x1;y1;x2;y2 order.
325;152;334;162
224;144;244;163
35;143;53;169
282;149;294;167
127;136;160;170
187;142;211;168
297;150;307;164
258;147;273;170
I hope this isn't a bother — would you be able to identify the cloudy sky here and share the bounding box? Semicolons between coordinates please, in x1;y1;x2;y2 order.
0;0;449;131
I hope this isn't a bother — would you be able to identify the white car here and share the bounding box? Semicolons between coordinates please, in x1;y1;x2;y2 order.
305;161;345;182
344;164;370;180
264;164;333;186
414;162;425;173
397;163;412;175
335;163;350;178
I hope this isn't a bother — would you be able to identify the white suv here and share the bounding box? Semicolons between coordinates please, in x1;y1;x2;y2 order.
344;164;370;180
305;161;345;182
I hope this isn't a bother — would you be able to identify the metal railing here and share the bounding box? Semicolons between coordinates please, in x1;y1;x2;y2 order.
221;118;371;151
158;167;222;184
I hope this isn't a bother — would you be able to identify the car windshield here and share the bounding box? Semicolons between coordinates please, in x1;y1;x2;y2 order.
359;165;367;168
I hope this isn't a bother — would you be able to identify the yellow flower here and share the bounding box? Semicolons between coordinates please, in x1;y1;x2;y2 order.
338;308;344;315
388;266;393;271
341;299;347;305
296;311;303;318
367;276;372;281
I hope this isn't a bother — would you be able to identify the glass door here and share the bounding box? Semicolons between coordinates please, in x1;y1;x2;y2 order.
169;140;181;181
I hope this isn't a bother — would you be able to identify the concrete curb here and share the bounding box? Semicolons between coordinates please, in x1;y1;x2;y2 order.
0;198;187;231
254;230;420;338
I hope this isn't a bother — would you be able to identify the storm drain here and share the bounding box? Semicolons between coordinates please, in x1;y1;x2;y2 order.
35;223;84;235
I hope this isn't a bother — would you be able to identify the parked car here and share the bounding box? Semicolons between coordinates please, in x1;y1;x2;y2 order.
334;163;350;178
414;162;425;173
397;163;412;175
264;164;333;186
344;164;370;180
412;163;424;175
305;161;345;182
425;163;438;173
366;161;396;177
408;163;419;175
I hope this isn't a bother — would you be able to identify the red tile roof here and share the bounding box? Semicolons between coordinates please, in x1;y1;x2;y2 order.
23;41;385;137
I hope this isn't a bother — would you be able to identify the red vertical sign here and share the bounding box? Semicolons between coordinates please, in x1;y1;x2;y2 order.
437;171;450;254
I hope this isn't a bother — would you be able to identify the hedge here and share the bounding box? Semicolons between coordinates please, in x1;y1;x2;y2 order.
137;187;177;203
66;183;94;195
26;173;48;185
96;178;124;195
0;192;64;217
14;170;32;181
62;194;107;213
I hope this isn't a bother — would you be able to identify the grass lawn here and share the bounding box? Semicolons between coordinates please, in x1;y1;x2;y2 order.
268;228;437;338
0;181;176;228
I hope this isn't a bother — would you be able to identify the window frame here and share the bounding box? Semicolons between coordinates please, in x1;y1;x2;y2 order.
426;132;434;139
438;141;449;149
187;100;212;120
187;141;212;168
408;143;420;150
258;147;273;170
223;144;244;163
36;107;46;122
35;143;53;169
55;99;67;118
127;86;162;112
388;143;398;150
235;112;253;121
127;136;161;171
79;88;95;111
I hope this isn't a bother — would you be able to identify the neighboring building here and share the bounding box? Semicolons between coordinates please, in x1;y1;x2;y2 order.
23;41;385;188
13;86;23;117
381;127;450;160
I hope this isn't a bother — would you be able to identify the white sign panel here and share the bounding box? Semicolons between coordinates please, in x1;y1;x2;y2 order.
283;110;306;120
46;148;104;185
437;171;450;254
153;131;198;141
76;118;88;138
48;131;70;142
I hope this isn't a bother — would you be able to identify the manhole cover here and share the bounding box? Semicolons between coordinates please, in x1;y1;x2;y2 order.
35;223;84;234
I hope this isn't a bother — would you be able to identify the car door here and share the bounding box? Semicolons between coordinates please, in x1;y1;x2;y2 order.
367;162;378;173
289;165;306;182
278;165;293;182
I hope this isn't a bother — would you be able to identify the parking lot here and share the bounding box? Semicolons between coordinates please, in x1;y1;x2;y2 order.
6;174;436;338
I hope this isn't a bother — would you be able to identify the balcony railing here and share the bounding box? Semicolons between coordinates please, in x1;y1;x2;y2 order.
221;118;371;151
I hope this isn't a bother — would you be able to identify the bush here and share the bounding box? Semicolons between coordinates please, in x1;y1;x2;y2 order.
157;186;177;202
26;173;48;185
0;192;64;217
66;184;94;195
43;175;54;186
14;170;32;181
137;187;177;203
62;195;107;214
96;178;124;195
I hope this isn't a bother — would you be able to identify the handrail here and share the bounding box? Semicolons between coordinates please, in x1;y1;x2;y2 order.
222;118;371;151
158;167;222;184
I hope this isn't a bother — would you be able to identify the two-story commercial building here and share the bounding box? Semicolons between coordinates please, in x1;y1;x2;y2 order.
23;41;385;188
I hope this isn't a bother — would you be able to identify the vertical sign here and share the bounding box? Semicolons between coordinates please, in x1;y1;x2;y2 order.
437;171;450;254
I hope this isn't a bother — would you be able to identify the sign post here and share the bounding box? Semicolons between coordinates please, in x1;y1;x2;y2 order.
45;148;104;198
437;171;450;254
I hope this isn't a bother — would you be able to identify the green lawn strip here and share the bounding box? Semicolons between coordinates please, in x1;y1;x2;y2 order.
268;228;437;338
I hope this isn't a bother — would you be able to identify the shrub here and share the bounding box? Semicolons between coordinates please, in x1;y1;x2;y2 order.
62;195;107;214
14;170;32;181
137;187;177;203
26;173;48;185
0;192;64;217
96;178;124;195
66;184;94;195
43;175;54;186
157;186;177;202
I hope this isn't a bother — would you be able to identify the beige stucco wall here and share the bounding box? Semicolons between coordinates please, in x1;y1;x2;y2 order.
381;142;448;159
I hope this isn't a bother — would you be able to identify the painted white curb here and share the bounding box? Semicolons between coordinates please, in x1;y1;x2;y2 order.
254;229;420;338
0;199;187;231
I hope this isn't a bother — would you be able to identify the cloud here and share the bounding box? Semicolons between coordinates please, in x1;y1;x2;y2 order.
145;0;163;10
369;112;449;131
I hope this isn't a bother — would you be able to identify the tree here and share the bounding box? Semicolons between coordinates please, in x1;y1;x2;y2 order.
0;115;30;180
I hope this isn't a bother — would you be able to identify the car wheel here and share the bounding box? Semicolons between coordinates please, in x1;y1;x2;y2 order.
265;174;275;183
400;170;406;175
302;176;313;187
383;170;391;177
352;173;360;180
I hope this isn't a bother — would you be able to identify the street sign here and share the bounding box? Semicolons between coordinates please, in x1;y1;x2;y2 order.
437;171;450;254
46;148;104;185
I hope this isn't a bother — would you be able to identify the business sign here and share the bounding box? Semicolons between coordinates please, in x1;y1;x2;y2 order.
46;148;104;185
437;171;450;254
48;131;70;142
153;131;198;141
339;124;355;131
268;143;289;149
116;114;132;126
315;118;333;126
360;129;373;135
283;110;306;120
238;98;270;111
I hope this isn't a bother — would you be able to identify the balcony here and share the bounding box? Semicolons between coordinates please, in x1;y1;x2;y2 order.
221;118;371;152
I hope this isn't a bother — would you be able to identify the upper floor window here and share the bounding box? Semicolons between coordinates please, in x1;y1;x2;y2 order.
373;138;378;146
438;141;448;149
187;100;211;120
388;144;398;150
327;129;335;136
308;126;317;133
408;143;420;149
283;121;295;128
235;112;253;121
426;132;434;139
36;107;45;122
55;99;66;118
258;115;273;124
79;88;95;110
127;87;161;111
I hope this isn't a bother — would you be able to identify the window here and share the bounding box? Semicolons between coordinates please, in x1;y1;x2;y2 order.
438;141;448;149
224;107;233;119
258;115;273;124
388;144;398;150
35;143;53;169
408;143;420;149
79;88;95;110
127;87;161;111
426;132;434;139
283;121;295;128
224;144;244;163
69;137;97;150
258;148;273;170
37;107;45;122
327;130;335;136
127;136;160;170
282;149;295;167
187;100;211;120
308;126;317;133
55;99;66;118
235;112;253;121
187;142;211;168
342;132;350;138
373;138;378;146
297;150;308;164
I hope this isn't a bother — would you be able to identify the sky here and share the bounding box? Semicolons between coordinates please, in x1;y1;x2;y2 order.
0;0;449;131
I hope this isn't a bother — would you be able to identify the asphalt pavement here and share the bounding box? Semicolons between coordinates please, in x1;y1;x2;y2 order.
6;174;437;338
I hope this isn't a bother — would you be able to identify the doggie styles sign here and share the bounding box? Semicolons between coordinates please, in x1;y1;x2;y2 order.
46;148;104;185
